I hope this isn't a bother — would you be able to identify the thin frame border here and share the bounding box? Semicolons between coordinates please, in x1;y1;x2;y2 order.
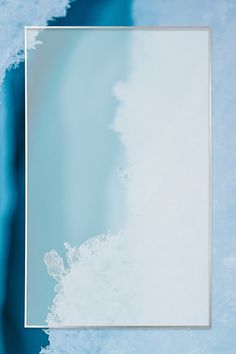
24;26;212;329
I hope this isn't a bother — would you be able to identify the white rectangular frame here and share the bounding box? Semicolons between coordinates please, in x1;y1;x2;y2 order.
24;26;212;329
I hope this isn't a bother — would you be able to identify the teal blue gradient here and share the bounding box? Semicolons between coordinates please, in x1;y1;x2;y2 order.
27;29;130;325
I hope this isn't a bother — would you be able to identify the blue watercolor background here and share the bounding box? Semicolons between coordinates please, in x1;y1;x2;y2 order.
0;0;236;353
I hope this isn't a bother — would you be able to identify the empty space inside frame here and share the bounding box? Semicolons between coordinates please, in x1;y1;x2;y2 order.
25;27;211;327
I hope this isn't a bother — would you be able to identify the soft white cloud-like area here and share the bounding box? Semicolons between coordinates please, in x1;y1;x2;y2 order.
43;29;209;327
0;0;70;85
27;29;43;50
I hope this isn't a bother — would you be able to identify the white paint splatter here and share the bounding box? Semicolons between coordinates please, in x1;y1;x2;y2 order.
0;0;71;85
